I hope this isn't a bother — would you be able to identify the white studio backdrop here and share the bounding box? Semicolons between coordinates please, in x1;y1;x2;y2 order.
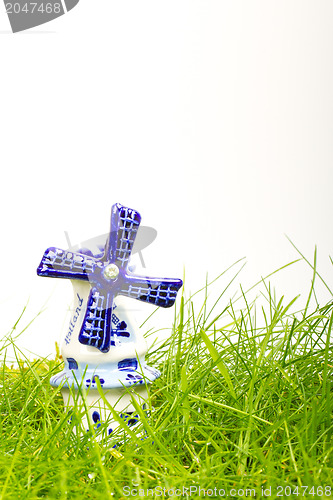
0;1;332;361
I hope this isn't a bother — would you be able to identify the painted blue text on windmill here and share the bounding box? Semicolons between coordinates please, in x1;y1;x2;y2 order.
64;293;84;345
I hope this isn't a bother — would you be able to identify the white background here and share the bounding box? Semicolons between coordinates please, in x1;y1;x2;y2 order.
0;1;332;360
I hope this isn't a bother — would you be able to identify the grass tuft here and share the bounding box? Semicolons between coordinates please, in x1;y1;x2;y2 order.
0;254;333;499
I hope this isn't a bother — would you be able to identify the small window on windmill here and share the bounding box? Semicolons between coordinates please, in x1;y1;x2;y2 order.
67;358;78;370
116;320;130;338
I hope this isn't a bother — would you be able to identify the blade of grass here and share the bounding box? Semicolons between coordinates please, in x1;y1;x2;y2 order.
199;328;236;399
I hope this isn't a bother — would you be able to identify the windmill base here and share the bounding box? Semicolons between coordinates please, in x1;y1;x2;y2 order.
61;384;149;439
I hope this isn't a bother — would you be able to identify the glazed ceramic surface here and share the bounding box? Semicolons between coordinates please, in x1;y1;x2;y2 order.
37;203;182;435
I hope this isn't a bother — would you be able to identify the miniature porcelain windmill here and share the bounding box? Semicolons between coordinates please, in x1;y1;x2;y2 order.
37;203;182;436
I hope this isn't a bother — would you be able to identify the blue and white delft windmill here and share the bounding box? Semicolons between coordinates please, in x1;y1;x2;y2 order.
37;203;182;435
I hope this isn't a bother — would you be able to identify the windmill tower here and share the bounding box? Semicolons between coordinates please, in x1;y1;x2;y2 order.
37;203;182;436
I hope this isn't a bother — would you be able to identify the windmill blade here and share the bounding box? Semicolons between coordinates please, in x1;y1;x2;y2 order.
120;276;183;308
37;247;100;281
78;288;114;353
103;203;141;268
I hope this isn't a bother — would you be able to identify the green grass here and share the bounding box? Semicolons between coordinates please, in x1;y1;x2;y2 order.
0;252;333;499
